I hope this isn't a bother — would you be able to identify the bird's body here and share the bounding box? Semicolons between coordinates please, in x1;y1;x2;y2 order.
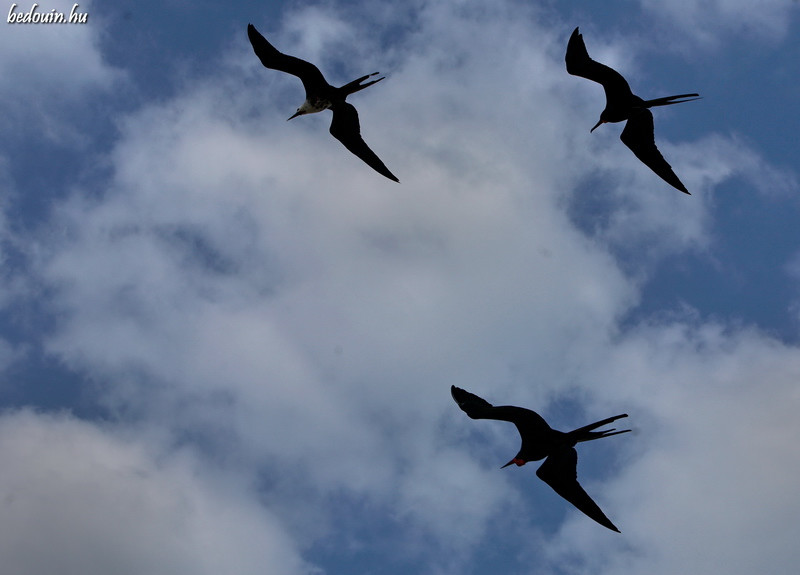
451;385;630;532
247;23;399;182
298;96;332;115
566;26;699;194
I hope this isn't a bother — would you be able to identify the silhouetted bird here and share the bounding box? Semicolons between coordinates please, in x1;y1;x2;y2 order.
451;385;629;532
247;23;399;182
566;27;699;194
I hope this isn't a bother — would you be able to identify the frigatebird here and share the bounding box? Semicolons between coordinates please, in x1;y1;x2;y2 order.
451;385;630;532
566;27;699;194
247;23;399;182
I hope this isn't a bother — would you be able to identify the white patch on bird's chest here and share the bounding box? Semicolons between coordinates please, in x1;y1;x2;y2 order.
303;97;332;113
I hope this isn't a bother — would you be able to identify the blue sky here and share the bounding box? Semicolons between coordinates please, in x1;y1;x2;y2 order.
2;0;800;573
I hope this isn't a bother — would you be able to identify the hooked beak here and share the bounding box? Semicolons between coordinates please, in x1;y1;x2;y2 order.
590;119;604;133
287;111;302;121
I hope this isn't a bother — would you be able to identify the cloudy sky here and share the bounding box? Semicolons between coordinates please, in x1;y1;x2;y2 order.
2;0;800;573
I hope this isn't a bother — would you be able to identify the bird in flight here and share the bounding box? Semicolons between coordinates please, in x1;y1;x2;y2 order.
247;23;399;182
451;385;630;532
566;26;699;194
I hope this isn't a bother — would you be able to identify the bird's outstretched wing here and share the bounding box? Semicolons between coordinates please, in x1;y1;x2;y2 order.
247;23;328;97
536;447;621;532
565;27;634;105
450;386;551;436
620;109;690;194
329;102;399;182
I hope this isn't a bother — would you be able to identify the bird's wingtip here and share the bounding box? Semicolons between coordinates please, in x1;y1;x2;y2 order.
380;170;399;183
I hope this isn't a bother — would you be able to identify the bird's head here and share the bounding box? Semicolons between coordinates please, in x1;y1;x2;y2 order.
590;116;606;133
589;110;611;134
287;107;306;121
501;457;527;469
287;100;318;121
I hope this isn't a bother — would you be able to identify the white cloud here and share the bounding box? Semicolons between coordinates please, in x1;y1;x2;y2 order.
639;0;799;44
569;131;799;267
28;9;638;561
1;0;116;96
0;0;123;142
0;409;312;575
541;320;800;575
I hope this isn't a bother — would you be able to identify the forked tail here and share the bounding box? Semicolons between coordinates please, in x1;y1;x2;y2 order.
340;72;385;96
644;93;701;108
567;414;630;444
